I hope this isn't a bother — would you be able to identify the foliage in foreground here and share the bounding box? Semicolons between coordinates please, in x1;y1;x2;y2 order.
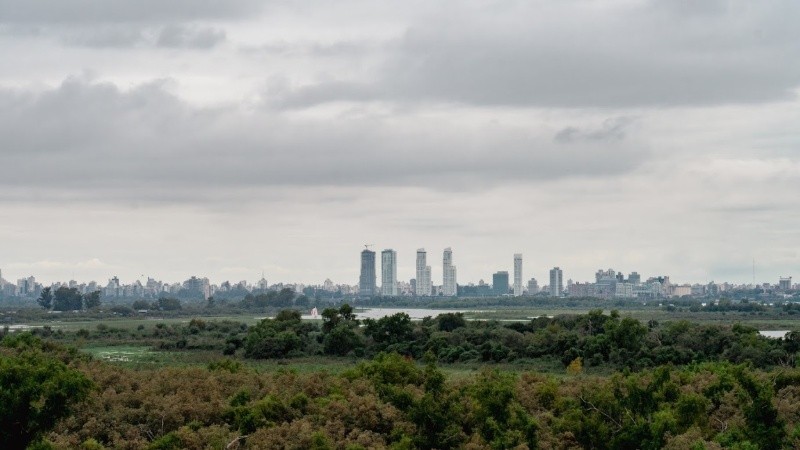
0;334;92;450
6;334;800;449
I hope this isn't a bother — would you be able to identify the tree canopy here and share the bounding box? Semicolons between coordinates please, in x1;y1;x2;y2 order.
0;334;93;449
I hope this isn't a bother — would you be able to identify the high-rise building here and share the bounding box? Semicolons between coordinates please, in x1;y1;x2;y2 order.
381;249;398;296
443;248;457;297
183;276;211;299
359;249;376;297
628;272;641;285
425;266;432;294
493;271;509;296
527;278;539;294
594;268;618;298
595;268;616;283
17;276;35;297
513;254;523;296
779;277;793;291
415;248;431;296
549;267;563;297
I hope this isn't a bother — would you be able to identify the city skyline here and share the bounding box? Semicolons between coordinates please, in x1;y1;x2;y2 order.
1;248;795;291
1;241;794;287
1;268;795;302
1;258;797;307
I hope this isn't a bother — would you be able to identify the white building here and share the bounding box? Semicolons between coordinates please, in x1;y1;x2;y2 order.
415;248;431;296
549;267;563;297
443;248;457;297
17;276;37;296
424;266;432;295
614;282;635;298
672;284;692;297
381;249;398;296
513;254;523;297
527;278;539;294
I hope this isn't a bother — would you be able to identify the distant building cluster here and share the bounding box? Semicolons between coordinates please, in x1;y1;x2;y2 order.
354;249;798;299
0;261;796;302
568;270;666;299
0;269;359;301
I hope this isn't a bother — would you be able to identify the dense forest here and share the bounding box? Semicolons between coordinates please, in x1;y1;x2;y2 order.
4;310;800;449
240;307;797;370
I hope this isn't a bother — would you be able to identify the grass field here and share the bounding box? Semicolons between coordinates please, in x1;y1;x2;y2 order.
79;345;363;372
79;344;611;379
12;315;264;331
14;307;800;326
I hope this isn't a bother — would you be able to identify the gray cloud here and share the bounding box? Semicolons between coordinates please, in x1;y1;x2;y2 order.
0;0;235;50
555;117;637;144
156;25;225;49
0;0;262;24
243;40;382;58
266;1;800;109
60;25;226;49
62;27;145;48
0;78;650;203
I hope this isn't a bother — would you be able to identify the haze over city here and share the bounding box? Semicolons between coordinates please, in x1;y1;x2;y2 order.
1;0;799;285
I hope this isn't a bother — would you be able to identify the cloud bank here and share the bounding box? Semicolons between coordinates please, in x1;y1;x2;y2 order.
0;0;798;284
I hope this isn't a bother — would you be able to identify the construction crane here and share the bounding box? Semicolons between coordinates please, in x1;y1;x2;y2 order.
364;244;374;250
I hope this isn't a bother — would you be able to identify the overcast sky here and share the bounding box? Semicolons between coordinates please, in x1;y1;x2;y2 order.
1;0;798;286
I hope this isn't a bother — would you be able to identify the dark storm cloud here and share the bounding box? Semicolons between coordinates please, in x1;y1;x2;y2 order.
268;1;800;109
0;0;262;24
0;78;649;203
